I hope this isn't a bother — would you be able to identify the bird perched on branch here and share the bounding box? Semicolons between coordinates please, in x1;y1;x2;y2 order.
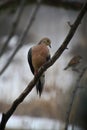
28;37;51;97
64;55;82;71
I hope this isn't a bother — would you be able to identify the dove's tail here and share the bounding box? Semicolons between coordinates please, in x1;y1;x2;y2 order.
36;73;45;97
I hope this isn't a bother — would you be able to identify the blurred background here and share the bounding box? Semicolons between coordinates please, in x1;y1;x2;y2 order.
0;0;87;130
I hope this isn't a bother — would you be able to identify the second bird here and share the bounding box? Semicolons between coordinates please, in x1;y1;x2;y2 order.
28;37;51;97
64;55;82;71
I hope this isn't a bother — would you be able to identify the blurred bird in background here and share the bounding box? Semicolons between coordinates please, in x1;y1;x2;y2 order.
28;37;51;97
64;55;82;72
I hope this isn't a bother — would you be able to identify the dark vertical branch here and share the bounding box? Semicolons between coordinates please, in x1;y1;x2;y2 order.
0;0;42;76
0;0;26;57
65;67;87;130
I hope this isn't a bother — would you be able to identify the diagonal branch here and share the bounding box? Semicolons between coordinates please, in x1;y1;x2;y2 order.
0;0;26;57
0;1;87;130
0;0;42;76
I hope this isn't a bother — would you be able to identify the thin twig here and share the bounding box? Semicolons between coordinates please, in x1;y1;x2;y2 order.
0;2;87;130
0;0;26;57
0;0;42;76
65;66;87;130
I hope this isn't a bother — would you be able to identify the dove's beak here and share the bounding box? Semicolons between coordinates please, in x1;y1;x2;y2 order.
49;44;51;48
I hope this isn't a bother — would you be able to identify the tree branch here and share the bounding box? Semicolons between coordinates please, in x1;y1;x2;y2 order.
0;0;26;57
65;66;87;130
0;1;87;130
0;0;42;76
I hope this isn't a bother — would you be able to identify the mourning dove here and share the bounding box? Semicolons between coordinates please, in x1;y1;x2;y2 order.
28;37;51;97
64;55;82;71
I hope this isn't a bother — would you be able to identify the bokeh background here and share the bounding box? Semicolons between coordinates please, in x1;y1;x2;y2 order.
0;0;87;130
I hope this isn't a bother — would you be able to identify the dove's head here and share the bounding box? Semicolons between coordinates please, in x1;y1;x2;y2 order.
38;37;51;48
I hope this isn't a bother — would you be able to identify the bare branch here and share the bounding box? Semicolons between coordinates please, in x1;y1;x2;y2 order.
0;0;26;57
0;0;42;76
65;66;87;130
0;2;87;130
